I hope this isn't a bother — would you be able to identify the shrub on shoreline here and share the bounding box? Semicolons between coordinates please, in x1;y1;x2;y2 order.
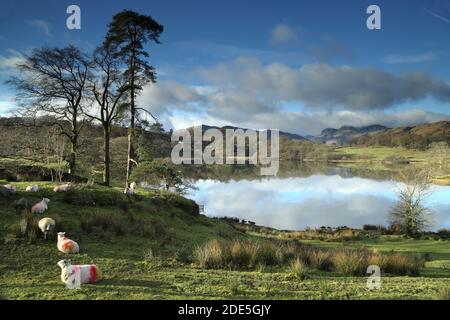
193;239;424;276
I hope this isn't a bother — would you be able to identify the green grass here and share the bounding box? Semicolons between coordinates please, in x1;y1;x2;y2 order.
0;181;449;300
332;146;428;163
302;237;450;260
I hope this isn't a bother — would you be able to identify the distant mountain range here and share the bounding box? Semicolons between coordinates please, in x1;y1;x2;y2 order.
313;124;388;145
351;121;450;148
185;122;450;147
188;124;307;141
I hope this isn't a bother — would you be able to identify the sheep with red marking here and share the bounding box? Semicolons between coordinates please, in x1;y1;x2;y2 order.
31;198;50;214
57;232;79;254
57;259;102;286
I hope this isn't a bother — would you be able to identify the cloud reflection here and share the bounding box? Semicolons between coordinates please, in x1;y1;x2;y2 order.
189;175;450;231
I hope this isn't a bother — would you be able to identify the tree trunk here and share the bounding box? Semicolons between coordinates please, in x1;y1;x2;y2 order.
68;110;78;175
125;52;136;188
69;138;77;175
103;125;111;186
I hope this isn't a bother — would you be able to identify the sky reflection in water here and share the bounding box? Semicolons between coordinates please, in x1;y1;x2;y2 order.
188;175;450;231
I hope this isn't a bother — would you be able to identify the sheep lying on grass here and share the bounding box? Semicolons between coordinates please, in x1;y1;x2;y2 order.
4;184;16;192
14;197;28;215
31;198;50;214
26;185;39;192
57;232;79;254
57;259;102;286
1;184;16;195
38;217;55;239
54;183;71;193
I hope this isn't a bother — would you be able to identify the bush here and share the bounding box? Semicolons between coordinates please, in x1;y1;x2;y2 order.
309;250;332;271
382;254;424;276
331;250;366;275
193;240;282;270
437;229;450;240
80;211;126;236
363;224;387;232
291;258;309;280
17;212;41;243
62;191;95;206
61;188;129;207
254;243;279;266
175;247;193;263
193;239;226;269
229;241;254;268
192;239;421;276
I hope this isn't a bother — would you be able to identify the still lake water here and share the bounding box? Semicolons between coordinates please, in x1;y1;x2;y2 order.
187;169;450;231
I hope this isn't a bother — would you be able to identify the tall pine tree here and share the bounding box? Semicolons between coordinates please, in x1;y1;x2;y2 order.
105;10;163;187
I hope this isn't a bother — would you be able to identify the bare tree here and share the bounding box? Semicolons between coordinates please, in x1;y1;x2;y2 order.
85;45;128;186
389;168;434;236
7;45;90;175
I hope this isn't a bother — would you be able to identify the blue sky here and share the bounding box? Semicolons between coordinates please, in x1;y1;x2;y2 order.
1;0;450;134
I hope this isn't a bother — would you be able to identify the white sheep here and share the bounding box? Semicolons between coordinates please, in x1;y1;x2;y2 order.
54;183;71;193
57;259;102;287
31;198;50;214
57;232;79;254
3;184;16;193
26;185;39;192
123;181;137;195
38;217;56;239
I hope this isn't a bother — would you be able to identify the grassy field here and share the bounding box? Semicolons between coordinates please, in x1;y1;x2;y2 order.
0;181;449;300
330;146;450;184
331;146;428;163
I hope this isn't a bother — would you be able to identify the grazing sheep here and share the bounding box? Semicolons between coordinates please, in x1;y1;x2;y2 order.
57;232;79;254
31;198;50;214
57;259;102;286
54;183;71;193
3;184;16;193
26;185;39;192
14;197;29;215
38;217;56;239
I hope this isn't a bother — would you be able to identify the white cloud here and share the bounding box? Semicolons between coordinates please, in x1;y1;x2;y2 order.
136;80;206;116
384;52;441;64
270;24;297;43
0;49;25;70
198;59;450;111
167;108;450;135
136;58;450;134
28;19;51;36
